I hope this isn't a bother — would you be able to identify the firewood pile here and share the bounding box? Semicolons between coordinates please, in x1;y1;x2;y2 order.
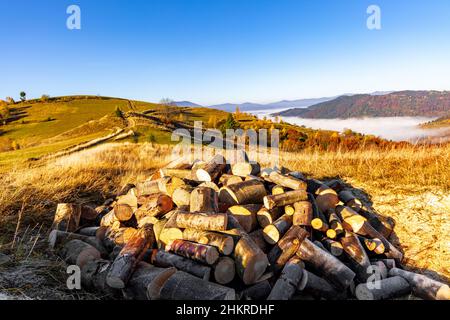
49;154;450;300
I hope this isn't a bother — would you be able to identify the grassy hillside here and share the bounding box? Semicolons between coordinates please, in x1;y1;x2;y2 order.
276;91;450;119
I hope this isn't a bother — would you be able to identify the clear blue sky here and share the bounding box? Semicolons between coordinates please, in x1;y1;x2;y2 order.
1;0;450;105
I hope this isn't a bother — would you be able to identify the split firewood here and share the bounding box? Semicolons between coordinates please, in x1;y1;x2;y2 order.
256;207;283;228
226;204;261;233
182;228;234;255
239;280;272;300
135;193;174;221
122;261;177;300
271;185;285;195
231;162;260;177
49;230;107;257
113;192;138;222
159;271;236;300
219;180;267;205
151;249;211;280
248;229;270;253
175;212;228;231
389;268;450;300
297;269;344;300
166;239;219;265
100;210;119;228
340;232;372;283
315;185;339;213
355;276;411;300
172;185;194;208
263;213;293;245
190;186;219;213
293;201;313;227
266;171;307;190
213;256;236;285
219;174;243;186
326;208;344;239
136;179;162;197
106;224;155;289
158;176;186;196
158;214;183;248
233;234;269;285
296;238;355;290
267;257;304;300
267;225;308;271
52;203;82;232
196;154;227;182
263;190;308;210
60;239;101;268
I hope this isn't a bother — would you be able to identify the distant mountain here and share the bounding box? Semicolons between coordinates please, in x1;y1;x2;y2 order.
274;91;450;119
172;101;203;107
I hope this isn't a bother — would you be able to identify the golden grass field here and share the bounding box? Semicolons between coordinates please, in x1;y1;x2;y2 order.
0;141;449;289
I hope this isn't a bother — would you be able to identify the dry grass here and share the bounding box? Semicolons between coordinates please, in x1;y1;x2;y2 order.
0;142;449;287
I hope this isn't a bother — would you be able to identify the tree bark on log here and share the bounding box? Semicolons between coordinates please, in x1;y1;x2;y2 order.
340;232;372;283
219;174;243;187
327;208;344;239
135;179;162;197
321;237;344;257
175;212;228;231
257;207;283;228
81;259;118;297
182;228;234;255
49;230;108;257
226;204;261;233
195;154;227;182
315;186;339;213
135;193;173;220
293;201;313;227
233;234;269;285
160;168;194;180
60;239;101;268
190;187;219;213
263;190;308;210
296;238;355;290
271;185;285;195
355;276;411;300
267;171;307;190
167;239;219;265
309;193;329;232
78;226;100;237
297;269;344;300
172;186;194;208
263;213;293;245
267;257;304;300
267;225;308;272
159;271;236;300
52;203;81;232
158;176;186;197
389;268;450;300
213;256;236;284
151;249;211;280
106;224;155;289
248;229;270;253
239;280;272;300
231;162;260;177
122;261;177;300
219;180;267;205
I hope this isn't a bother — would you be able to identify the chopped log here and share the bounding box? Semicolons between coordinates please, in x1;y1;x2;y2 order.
338;190;357;204
267;257;304;300
79;205;100;225
196;154;227;182
248;229;270;253
172;186;194;208
219;174;243;186
309;193;329;232
159;271;236;300
114;204;135;222
52;203;81;232
267;171;307;190
106;224;155;289
60;239;101;268
100;210;119;227
359;236;385;254
263;190;308;210
49;230;107;256
327;208;344;239
167;239;219;265
122;261;177;300
256;207;283;228
284;205;295;215
298;269;344;300
293;201;313;227
271;185;285;195
231;162;260;177
219;180;267;205
159;213;183;248
296;238;355;290
182;228;234;255
175;212;228;231
340;232;372;283
239;280;272;300
321;238;344;257
190;187;219;213
136;193;174;220
104;227;138;247
355;276;411;300
263;213;293;245
136;179;162;197
151;249;211;280
315;186;339;213
80;259;119;297
213;256;236;284
158;176;186;197
233;234;269;285
245;175;265;183
389;268;450;300
226;204;261;233
160;168;193;180
267;225;308;271
358;209;395;239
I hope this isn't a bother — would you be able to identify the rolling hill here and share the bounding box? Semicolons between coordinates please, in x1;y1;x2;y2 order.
275;91;450;119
